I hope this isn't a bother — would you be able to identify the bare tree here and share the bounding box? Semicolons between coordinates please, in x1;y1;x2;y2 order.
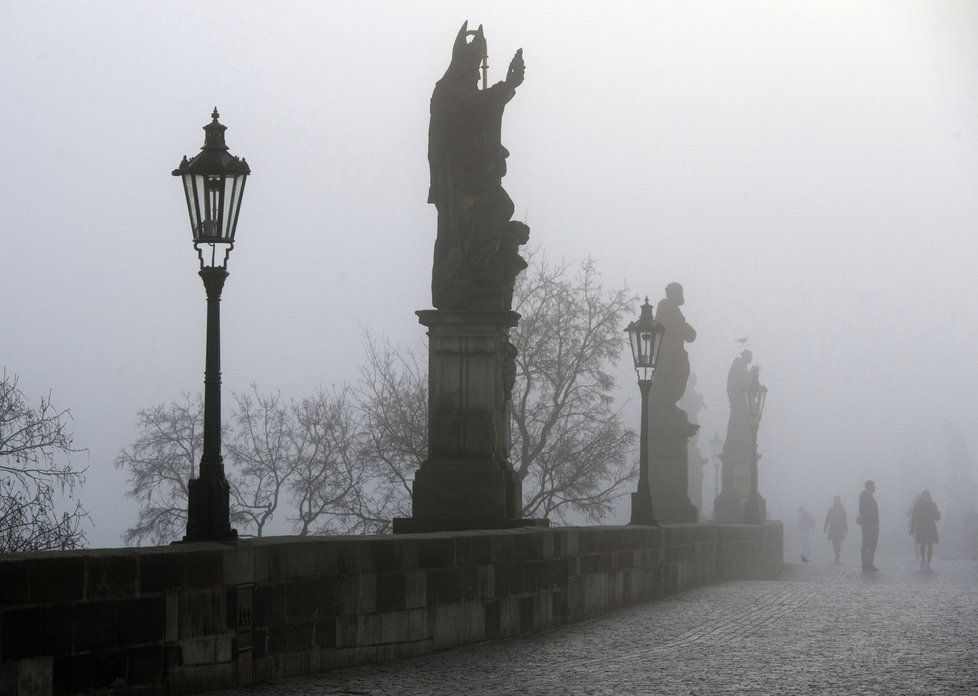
511;256;637;521
226;386;297;537
114;394;205;545
0;369;88;551
289;386;366;535
353;334;427;532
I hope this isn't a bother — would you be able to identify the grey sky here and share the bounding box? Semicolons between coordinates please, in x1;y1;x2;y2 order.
2;1;976;546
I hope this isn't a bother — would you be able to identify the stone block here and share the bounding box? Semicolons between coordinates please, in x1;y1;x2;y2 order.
139;553;184;595
182;551;223;590
407;608;427;643
337;615;358;648
357;574;377;614
117;598;166;647
376;573;406;613
92;650;128;690
338;541;374;575
165;592;179;642
215;633;234;663
222;548;254;585
418;537;456;569
40;604;74;656
253;583;286;628
404;571;427;609
18;656;52;696
285;543;318;579
455;534;492;565
314;616;336;649
86;554;137;600
53;654;92;695
30;557;85;604
0;560;29;606
127;646;164;686
314;576;342;615
73;602;117;652
181;635;216;665
379;610;410;644
179;589;226;638
477;564;495;600
358;613;382;645
286;578;321;622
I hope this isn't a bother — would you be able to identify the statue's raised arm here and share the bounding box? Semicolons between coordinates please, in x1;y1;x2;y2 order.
428;22;530;311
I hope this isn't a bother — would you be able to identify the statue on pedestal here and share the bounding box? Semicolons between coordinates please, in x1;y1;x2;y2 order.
648;282;699;523
395;24;545;533
723;350;753;461
649;282;697;425
428;22;530;311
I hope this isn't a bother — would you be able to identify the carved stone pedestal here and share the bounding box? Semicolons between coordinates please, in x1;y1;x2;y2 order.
714;452;766;523
649;409;700;523
393;309;548;534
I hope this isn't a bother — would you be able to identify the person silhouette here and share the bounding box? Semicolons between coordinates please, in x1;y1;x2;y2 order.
909;490;941;571
857;480;879;572
823;496;848;565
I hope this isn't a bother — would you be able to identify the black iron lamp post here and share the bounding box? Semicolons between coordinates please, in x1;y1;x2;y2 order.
708;430;723;510
173;108;250;542
626;298;665;525
743;366;768;524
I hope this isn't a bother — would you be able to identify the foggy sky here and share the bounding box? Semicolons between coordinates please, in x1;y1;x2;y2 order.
2;1;977;546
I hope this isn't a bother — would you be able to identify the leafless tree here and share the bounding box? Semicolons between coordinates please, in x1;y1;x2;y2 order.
226;386;297;537
511;255;637;521
0;369;88;552
114;394;206;545
353;334;427;532
288;386;367;535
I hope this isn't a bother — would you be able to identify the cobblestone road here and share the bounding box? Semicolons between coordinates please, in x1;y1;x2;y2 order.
221;556;977;695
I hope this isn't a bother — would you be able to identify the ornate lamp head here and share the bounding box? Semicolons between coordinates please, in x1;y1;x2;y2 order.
173;108;250;269
625;298;665;383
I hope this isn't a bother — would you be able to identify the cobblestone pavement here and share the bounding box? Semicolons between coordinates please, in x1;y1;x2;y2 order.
220;556;977;695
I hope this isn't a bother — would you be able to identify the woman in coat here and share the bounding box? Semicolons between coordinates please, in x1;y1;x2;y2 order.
823;496;848;565
909;490;941;571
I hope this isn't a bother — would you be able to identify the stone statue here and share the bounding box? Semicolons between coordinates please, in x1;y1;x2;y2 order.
723;349;753;458
428;22;530;310
649;282;697;419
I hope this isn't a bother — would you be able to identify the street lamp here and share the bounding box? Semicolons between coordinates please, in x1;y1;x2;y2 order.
708;430;724;511
173;108;250;542
625;298;665;525
743;365;767;524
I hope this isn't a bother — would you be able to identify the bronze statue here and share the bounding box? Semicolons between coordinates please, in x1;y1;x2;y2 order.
428;22;529;310
649;283;697;417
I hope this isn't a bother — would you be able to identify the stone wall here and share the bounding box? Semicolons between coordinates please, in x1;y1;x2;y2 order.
0;523;782;695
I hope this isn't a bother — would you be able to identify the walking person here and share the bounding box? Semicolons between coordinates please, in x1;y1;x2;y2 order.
797;507;815;563
909;490;941;571
823;495;848;564
857;480;880;573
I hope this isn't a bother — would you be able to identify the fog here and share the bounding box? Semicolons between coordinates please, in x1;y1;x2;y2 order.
2;1;976;547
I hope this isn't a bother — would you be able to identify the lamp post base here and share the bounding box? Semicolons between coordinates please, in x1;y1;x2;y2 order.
630;486;658;526
183;472;238;543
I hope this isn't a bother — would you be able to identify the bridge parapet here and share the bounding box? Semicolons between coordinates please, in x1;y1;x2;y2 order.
0;523;782;695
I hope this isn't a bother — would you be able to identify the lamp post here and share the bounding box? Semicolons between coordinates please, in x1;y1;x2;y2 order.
743;365;767;524
173;108;250;542
626;298;665;525
708;430;723;510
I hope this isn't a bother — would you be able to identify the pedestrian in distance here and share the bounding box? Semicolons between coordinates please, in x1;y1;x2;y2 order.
823;495;848;564
856;480;880;573
797;507;816;563
909;490;941;571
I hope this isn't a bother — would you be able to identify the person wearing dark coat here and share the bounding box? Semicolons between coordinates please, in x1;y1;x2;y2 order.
823;496;848;564
910;490;941;571
857;480;879;572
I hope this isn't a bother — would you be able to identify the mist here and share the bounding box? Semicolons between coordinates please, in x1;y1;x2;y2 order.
2;1;977;548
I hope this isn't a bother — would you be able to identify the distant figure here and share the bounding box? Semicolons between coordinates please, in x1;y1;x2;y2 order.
856;480;880;572
909;490;941;571
823;496;848;564
797;507;815;563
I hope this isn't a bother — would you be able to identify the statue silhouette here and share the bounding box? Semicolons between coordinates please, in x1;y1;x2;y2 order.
428;22;529;310
649;282;696;422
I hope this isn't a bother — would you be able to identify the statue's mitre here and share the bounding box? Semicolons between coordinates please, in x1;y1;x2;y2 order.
451;21;485;69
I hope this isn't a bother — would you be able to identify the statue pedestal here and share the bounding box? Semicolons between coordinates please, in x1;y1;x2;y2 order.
393;309;547;534
713;452;766;523
649;409;700;523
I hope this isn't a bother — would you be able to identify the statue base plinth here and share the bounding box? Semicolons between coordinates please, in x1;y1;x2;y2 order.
649;409;700;523
630;485;658;526
397;309;547;533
